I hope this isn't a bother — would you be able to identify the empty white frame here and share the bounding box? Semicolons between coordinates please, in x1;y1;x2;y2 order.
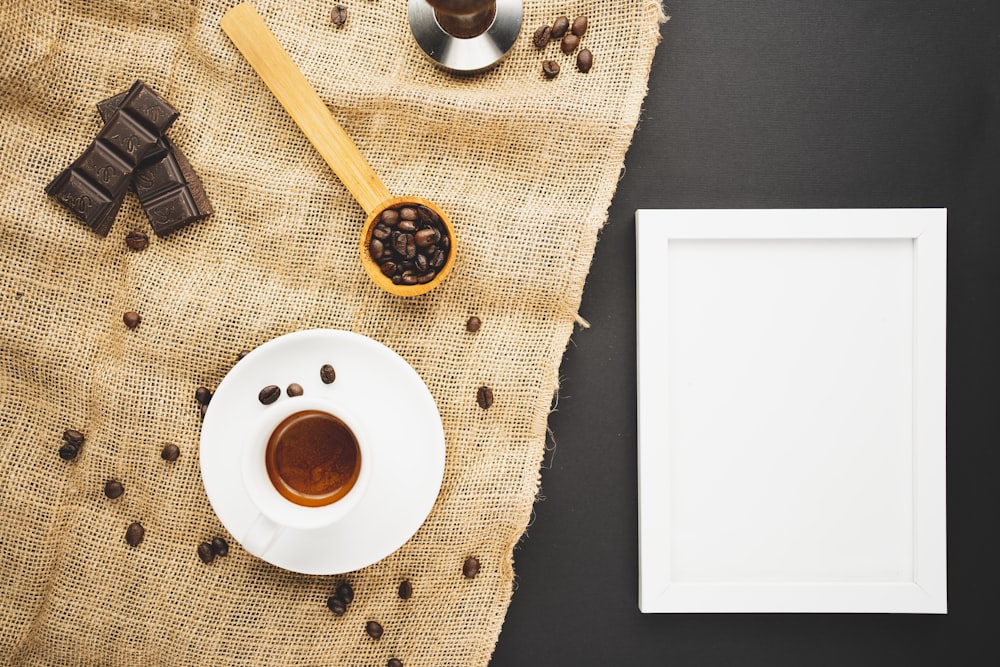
636;209;946;613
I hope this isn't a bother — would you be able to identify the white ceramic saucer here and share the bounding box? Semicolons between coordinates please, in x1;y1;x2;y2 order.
200;329;445;574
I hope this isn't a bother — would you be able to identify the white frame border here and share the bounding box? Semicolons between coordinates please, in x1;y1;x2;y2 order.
636;209;947;613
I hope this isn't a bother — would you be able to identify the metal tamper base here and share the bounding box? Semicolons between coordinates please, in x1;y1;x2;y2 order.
408;0;523;75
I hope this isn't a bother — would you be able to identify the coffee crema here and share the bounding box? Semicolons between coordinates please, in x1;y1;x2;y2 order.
265;410;360;508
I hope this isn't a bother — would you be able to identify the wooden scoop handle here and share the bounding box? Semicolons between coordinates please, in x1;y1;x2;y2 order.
221;3;392;215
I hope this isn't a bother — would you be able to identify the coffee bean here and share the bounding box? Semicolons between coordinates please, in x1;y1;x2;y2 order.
380;261;398;277
259;385;280;405
236;349;250;362
429;249;446;269
388;660;403;667
417;205;440;224
577;48;593;73
199;403;208;419
414;228;439;247
327;595;347;616
123;311;141;329
195;386;212;405
399;207;418;221
161;443;180;461
125;230;149;251
439;233;450;249
571;15;588;37
393;232;416;259
197;541;215;564
365;620;384;639
320;364;337;384
58;442;78;460
463;556;481;578
104;479;124;499
369;238;384;260
532;24;551;49
397;219;417;233
287;383;304;397
561;33;580;54
62;429;85;446
416;271;436;284
336;582;354;604
373;223;391;240
211;537;229;557
466;316;482;332
414;254;428;272
476;385;494;409
381;209;399;226
125;522;144;547
400;271;417;285
551;15;569;38
398;579;413;599
331;4;348;27
542;60;560;79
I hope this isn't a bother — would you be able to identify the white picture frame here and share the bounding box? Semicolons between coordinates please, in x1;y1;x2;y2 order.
636;209;947;613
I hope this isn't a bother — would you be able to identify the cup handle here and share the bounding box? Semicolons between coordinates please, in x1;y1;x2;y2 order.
241;513;283;557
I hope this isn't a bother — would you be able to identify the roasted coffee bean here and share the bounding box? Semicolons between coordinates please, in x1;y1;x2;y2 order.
197;541;215;564
551;15;570;38
236;349;251;361
195;386;212;405
400;271;418;285
398;579;413;600
387;660;403;667
381;209;399;226
199;403;208;419
391;275;402;285
429;249;446;269
397;219;417;233
320;364;337;384
439;234;450;249
123;311;141;329
58;443;79;460
373;223;391;240
211;537;229;557
336;582;354;604
365;620;384;639
463;556;481;578
577;48;593;73
326;595;347;616
399;207;418;221
380;261;397;277
259;385;280;405
287;383;304;397
414;228;439;247
414;254;428;272
331;4;348;27
125;522;144;547
571;15;588;36
125;230;149;251
542;60;560;79
104;479;124;499
417;205;439;224
161;443;180;461
416;271;436;284
561;33;580;53
393;233;416;259
63;429;85;446
477;385;494;409
466;316;482;332
369;238;384;260
532;24;551;49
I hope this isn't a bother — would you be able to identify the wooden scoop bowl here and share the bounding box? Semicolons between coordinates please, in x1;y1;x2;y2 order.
221;3;456;296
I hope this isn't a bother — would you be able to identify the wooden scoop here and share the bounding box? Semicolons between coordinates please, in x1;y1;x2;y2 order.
221;3;456;296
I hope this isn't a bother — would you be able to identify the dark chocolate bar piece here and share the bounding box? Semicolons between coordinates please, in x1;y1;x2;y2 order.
99;92;213;236
45;80;178;236
96;92;169;166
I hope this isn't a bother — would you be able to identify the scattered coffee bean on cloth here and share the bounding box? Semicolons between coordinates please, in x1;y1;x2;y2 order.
365;620;384;640
398;580;413;599
387;659;403;667
331;4;347;27
542;60;560;79
197;541;215;564
123;311;141;329
211;537;229;557
477;386;494;410
336;582;354;604
124;230;148;251
532;25;551;49
577;48;594;73
125;522;144;547
195;386;212;405
463;557;481;579
161;443;180;461
465;316;482;332
104;480;124;499
327;596;347;616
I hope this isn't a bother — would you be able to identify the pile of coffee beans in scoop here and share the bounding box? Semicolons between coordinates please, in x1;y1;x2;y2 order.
368;204;450;286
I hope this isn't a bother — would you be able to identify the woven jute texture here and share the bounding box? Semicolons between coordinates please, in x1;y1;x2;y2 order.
0;1;663;664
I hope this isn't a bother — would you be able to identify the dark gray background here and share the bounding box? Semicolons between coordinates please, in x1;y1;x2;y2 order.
492;1;1000;665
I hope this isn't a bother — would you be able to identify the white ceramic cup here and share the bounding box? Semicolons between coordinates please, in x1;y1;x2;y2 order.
239;396;372;556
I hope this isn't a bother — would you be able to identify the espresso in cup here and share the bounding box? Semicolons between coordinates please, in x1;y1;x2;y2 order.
265;410;361;507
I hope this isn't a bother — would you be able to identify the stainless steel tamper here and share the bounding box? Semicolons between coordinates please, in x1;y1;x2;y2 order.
409;0;522;74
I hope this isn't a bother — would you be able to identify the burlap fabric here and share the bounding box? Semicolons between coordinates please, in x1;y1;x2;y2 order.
0;1;663;664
